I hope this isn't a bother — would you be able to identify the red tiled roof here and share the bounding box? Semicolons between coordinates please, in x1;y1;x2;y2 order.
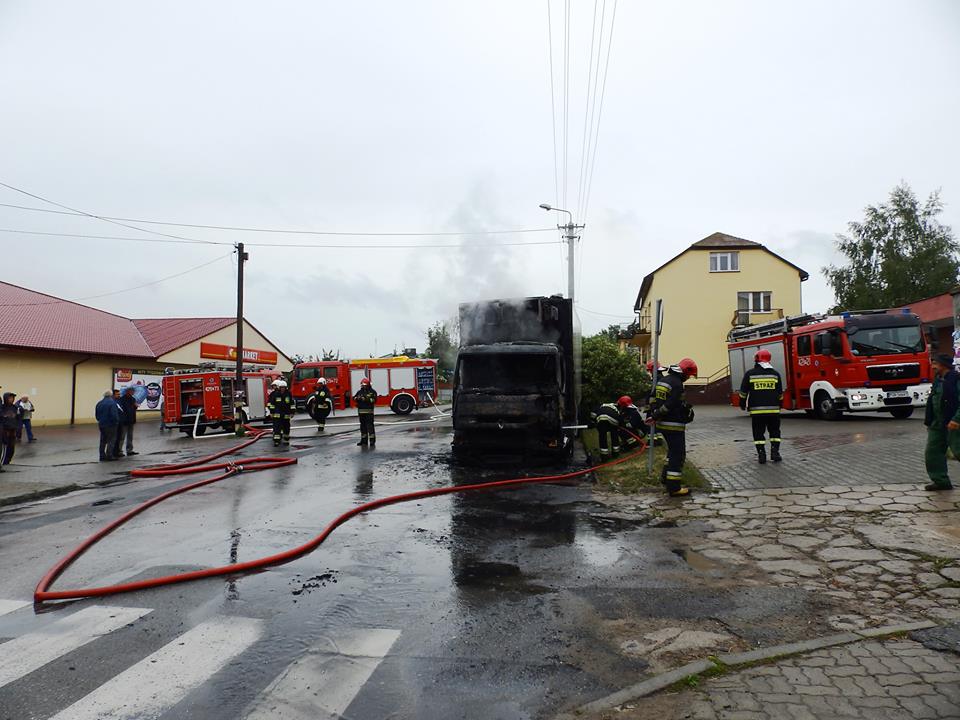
133;317;234;356
0;282;154;357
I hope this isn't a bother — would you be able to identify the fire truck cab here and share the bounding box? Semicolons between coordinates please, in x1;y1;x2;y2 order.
162;364;282;435
728;309;932;420
291;356;438;415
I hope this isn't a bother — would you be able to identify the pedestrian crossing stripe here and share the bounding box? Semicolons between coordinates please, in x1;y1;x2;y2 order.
0;605;152;689
48;615;263;720
0;599;30;617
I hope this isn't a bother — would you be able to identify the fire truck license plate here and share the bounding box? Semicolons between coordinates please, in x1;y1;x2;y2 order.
886;391;908;398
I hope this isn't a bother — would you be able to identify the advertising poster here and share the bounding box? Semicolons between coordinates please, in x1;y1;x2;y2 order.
113;368;164;411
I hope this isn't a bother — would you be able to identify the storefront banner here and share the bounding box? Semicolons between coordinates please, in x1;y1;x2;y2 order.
200;342;278;366
113;368;164;411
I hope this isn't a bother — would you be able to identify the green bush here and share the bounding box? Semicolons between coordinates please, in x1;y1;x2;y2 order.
580;335;650;421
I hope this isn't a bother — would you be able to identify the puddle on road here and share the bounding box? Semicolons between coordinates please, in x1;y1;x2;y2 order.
672;548;718;572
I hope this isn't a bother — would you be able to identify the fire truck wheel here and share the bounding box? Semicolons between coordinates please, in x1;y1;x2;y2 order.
889;407;914;420
193;424;207;436
814;391;842;421
391;394;415;415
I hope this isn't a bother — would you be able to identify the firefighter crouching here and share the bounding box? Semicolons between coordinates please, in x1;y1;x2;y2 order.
354;377;378;447
590;401;623;459
617;395;645;449
267;379;295;447
648;358;697;497
739;349;784;464
306;378;334;432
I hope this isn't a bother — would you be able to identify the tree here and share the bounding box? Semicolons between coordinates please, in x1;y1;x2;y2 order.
580;333;650;421
594;324;627;343
424;320;459;382
824;183;959;311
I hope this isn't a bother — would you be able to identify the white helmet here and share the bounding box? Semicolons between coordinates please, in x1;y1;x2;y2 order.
277;379;288;388
270;379;282;387
316;378;326;385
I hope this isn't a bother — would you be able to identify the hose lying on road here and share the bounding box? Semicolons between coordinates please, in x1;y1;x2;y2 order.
34;429;647;603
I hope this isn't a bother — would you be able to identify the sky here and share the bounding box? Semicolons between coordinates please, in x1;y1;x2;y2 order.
1;1;958;359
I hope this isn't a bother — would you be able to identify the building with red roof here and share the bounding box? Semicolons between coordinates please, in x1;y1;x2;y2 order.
0;282;292;424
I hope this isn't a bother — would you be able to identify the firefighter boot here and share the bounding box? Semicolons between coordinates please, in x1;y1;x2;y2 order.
757;446;767;464
771;444;782;463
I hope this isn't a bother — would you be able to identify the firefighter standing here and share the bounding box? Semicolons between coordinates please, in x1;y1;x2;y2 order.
354;377;378;447
267;379;295;447
590;401;623;459
306;378;334;432
739;349;784;464
648;358;697;497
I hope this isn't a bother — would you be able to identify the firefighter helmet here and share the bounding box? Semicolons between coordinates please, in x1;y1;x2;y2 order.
316;378;327;386
677;358;698;379
617;395;633;408
360;377;371;385
755;349;772;363
645;360;654;373
270;379;282;387
276;379;288;388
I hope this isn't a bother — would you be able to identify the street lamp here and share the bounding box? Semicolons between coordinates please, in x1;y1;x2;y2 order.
539;203;582;301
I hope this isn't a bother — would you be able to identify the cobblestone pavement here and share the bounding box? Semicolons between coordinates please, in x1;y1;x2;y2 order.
607;638;960;719
687;406;927;490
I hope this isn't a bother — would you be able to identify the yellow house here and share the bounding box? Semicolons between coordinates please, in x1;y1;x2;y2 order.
632;232;808;386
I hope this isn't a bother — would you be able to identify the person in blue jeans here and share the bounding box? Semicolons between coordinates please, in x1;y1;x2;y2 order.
95;390;120;461
16;396;36;443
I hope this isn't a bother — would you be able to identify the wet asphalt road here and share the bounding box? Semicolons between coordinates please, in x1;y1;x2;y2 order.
0;412;838;720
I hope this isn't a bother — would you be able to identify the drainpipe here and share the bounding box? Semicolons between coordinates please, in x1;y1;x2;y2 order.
70;355;92;425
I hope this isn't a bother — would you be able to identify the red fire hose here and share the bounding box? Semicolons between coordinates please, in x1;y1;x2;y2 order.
34;428;647;603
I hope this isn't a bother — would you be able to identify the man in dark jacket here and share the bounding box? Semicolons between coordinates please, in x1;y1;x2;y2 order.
0;392;20;470
267;379;295;447
306;378;334;432
648;358;697;497
95;390;120;461
117;388;139;456
111;389;127;458
924;354;960;491
739;349;785;464
353;377;378;447
590;401;622;459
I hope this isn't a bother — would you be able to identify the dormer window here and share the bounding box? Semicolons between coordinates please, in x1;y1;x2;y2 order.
709;251;739;272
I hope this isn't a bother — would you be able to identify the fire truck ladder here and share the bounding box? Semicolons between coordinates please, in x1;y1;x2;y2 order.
727;313;822;342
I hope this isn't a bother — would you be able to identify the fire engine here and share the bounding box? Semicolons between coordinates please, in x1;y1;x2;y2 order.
162;364;282;435
727;309;932;420
291;356;438;415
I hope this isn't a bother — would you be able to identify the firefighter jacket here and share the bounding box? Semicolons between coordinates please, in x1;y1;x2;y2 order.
649;371;693;432
306;386;333;414
267;389;296;419
353;386;378;414
620;404;644;433
739;364;784;415
590;403;621;428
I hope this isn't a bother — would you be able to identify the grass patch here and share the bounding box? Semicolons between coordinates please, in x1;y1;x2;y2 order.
580;429;708;493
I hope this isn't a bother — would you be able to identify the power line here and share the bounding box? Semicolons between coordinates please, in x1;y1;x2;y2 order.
0;253;232;307
562;0;571;210
582;0;618;223
0;200;556;237
578;305;635;319
0;227;562;250
546;0;559;209
575;0;600;221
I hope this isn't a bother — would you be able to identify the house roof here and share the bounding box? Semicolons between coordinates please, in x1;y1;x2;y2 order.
634;232;810;311
133;317;235;357
0;282;154;357
0;281;288;363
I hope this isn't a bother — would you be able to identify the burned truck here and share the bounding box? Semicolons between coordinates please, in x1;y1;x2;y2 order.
452;296;580;457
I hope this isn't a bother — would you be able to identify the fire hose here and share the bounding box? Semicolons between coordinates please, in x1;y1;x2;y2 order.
34;428;647;603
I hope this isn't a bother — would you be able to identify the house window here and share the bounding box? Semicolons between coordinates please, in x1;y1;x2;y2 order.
709;251;739;272
737;291;772;313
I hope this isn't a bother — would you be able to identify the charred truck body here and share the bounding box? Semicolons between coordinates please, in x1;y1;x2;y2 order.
453;296;580;456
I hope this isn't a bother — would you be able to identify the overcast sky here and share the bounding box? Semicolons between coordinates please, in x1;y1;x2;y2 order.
1;1;958;359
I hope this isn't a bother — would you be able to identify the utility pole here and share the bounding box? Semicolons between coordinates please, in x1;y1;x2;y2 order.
234;242;248;436
539;204;583;301
648;299;663;474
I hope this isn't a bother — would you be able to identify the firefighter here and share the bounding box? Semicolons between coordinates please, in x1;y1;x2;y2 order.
648;358;697;497
354;377;378;447
306;378;334;432
739;349;784;464
267;379;295;447
617;395;645;448
590;401;622;460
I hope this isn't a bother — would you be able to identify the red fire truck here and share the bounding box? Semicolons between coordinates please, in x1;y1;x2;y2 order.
162;364;282;435
727;310;932;420
291;356;438;415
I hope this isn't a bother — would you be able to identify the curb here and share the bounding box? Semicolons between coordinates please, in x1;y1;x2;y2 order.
555;620;938;719
0;484;84;508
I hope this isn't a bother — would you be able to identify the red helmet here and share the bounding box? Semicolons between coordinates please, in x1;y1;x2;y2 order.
755;349;772;363
678;358;698;379
360;377;371;385
617;395;633;408
645;360;655;373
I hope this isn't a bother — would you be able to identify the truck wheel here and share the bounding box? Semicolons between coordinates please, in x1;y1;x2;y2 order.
889;407;914;420
814;391;842;421
392;395;415;415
